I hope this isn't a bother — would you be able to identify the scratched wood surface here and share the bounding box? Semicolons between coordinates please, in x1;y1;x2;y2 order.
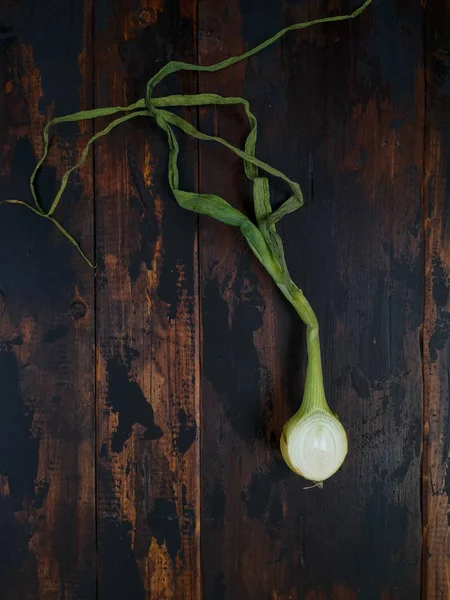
198;0;424;598
423;0;450;598
0;0;96;598
93;1;200;599
0;0;446;599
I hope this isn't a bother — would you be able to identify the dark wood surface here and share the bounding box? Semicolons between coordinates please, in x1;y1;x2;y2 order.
0;0;446;598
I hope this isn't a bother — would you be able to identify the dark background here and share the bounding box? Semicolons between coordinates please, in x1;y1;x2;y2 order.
0;0;447;598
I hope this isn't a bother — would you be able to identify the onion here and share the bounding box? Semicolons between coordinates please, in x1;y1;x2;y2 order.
1;1;371;485
281;409;348;483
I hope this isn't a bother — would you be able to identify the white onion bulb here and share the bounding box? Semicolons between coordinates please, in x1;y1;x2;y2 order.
280;409;348;483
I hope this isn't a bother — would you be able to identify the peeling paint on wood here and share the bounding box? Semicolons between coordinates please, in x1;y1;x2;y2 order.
93;0;200;599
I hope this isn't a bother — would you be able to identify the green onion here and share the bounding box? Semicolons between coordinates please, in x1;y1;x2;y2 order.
1;0;372;483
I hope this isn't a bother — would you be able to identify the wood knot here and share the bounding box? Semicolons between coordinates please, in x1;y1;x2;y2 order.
70;300;87;319
138;8;158;25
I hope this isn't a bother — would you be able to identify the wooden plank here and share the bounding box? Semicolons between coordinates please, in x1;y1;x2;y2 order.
0;0;96;599
423;1;450;597
198;0;424;598
93;1;200;599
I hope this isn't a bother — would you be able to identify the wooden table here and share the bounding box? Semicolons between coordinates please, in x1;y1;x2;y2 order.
0;1;448;598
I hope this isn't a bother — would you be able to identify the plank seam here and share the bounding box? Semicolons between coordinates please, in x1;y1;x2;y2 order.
420;1;429;597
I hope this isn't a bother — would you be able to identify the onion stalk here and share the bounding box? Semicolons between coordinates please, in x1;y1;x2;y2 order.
1;1;372;483
279;301;348;483
246;238;348;483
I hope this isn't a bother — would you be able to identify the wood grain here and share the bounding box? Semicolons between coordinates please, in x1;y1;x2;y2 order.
1;0;446;598
423;1;450;597
198;0;424;598
93;1;200;599
0;0;96;598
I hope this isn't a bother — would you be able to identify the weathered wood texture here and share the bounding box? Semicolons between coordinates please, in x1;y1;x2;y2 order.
0;0;446;598
93;1;200;599
198;0;424;598
423;1;450;598
0;1;96;599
